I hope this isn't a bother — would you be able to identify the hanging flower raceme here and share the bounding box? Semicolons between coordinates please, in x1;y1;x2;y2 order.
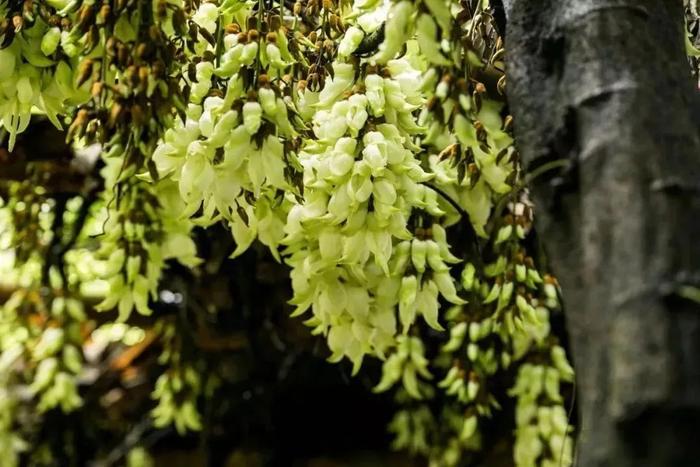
153;0;305;259
0;11;87;150
283;52;466;375
94;157;200;320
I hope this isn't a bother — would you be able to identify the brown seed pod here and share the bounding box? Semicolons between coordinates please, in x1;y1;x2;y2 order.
502;115;513;132
323;39;334;54
98;4;111;24
12;15;23;32
126;65;140;88
138;67;150;92
67;109;90;140
85;119;100;140
105;37;118;56
90;81;104;98
77;5;94;32
225;23;240;34
117;44;129;67
108;102;123;127
136;43;151;60
85;25;100;52
76;59;94;87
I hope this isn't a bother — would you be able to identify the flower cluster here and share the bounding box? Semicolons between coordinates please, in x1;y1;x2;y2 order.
152;0;304;258
284;56;467;373
95;158;199;320
0;14;86;149
0;0;579;464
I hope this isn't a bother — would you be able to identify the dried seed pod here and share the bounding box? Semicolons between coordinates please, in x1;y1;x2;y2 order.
76;4;94;32
67;108;90;140
502;115;513;132
108;102;124;127
85;25;100;52
138;67;150;92
136;43;151;60
97;3;111;24
12;14;23;32
472;90;482;112
76;59;94;87
117;44;129;66
225;23;240;34
105;37;118;55
126;65;140;88
426;96;439;111
85;119;100;140
91;81;104;98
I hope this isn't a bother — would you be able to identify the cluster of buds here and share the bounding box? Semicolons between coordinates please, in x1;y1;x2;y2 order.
64;0;189;181
283;55;466;372
355;2;575;464
1;279;88;421
510;357;574;467
153;0;305;260
94;179;165;320
151;322;204;434
4;174;48;266
95;161;200;320
0;17;86;149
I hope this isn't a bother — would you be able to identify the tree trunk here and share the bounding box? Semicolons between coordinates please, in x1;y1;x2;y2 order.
504;1;700;466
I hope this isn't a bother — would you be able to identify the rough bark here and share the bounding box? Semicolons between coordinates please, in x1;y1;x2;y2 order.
505;1;700;466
